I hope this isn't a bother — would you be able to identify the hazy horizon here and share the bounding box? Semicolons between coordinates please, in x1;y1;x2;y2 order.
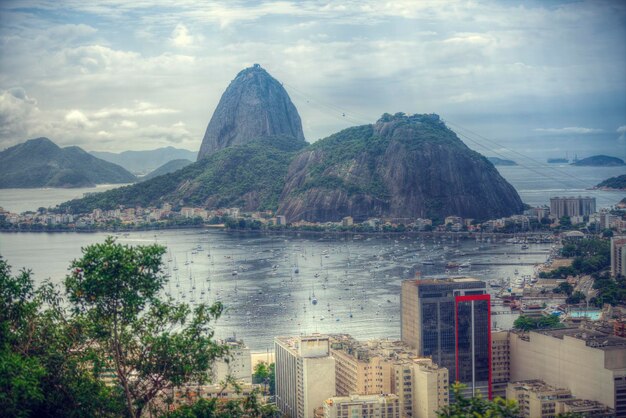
1;1;625;161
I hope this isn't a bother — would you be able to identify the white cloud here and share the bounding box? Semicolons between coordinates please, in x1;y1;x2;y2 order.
93;101;179;119
65;110;93;128
0;88;42;139
618;125;626;142
169;24;193;47
534;127;604;135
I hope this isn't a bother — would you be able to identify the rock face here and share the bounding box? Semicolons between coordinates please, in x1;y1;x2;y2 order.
277;113;524;222
197;64;305;160
0;137;136;188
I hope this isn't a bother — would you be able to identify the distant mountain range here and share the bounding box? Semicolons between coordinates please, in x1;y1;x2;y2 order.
572;155;625;167
140;159;193;182
91;147;197;174
0;138;136;188
57;64;524;222
488;157;517;166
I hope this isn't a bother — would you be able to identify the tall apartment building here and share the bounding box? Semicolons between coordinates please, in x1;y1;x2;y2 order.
610;235;626;278
549;196;596;219
322;394;400;418
212;337;252;384
401;277;491;397
491;331;511;399
509;328;626;416
391;358;449;418
330;335;416;396
275;334;336;418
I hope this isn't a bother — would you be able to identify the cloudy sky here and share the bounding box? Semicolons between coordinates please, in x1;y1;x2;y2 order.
1;0;625;161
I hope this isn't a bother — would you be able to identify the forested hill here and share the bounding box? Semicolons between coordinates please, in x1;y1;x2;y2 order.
58;135;307;213
0;137;136;188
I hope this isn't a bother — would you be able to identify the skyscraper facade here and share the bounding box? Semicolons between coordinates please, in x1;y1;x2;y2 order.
401;278;491;398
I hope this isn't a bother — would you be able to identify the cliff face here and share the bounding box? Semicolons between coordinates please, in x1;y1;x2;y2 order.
277;113;524;222
197;64;305;160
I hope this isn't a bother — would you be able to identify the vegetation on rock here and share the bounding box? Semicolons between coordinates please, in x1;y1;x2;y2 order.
595;174;626;190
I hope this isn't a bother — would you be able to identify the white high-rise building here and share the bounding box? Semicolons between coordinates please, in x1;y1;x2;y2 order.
212;337;252;384
275;334;336;418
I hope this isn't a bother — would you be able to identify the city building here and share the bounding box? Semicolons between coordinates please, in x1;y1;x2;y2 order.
549;196;596;219
401;277;491;397
275;215;287;226
342;216;354;227
212;337;252;384
506;380;615;418
275;334;336;418
557;399;616;417
391;358;449;418
509;328;626;416
506;380;574;418
322;394;400;418
610;235;626;278
409;358;449;418
330;335;417;396
491;331;511;399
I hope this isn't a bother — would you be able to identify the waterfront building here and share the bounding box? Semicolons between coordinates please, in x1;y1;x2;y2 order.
549;196;596;219
275;334;336;418
401;277;491;397
213;337;252;384
275;215;287;226
610;235;626;278
509;328;626;416
342;216;354;227
322;394;400;418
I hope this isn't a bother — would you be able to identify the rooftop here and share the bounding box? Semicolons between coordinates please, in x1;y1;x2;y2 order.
533;327;626;351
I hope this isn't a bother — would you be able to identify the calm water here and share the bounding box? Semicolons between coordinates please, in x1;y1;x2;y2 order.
0;184;129;213
0;230;547;350
496;165;624;208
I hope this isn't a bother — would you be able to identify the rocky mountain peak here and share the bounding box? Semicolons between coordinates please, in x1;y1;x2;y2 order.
197;64;305;160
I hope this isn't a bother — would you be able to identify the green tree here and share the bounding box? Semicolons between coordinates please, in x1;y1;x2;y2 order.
437;383;518;417
566;291;586;304
65;237;229;418
553;282;573;296
252;361;276;396
0;256;125;417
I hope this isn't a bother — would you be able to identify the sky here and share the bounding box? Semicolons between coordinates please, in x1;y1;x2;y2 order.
0;0;625;162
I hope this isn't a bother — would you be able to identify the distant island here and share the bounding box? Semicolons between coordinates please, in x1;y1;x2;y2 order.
488;157;517;166
0;138;136;188
547;158;569;164
595;174;626;191
572;155;625;166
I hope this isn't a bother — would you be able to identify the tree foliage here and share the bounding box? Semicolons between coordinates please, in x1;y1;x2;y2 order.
1;237;267;418
437;383;518;418
65;237;229;418
0;256;125;417
513;314;562;331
